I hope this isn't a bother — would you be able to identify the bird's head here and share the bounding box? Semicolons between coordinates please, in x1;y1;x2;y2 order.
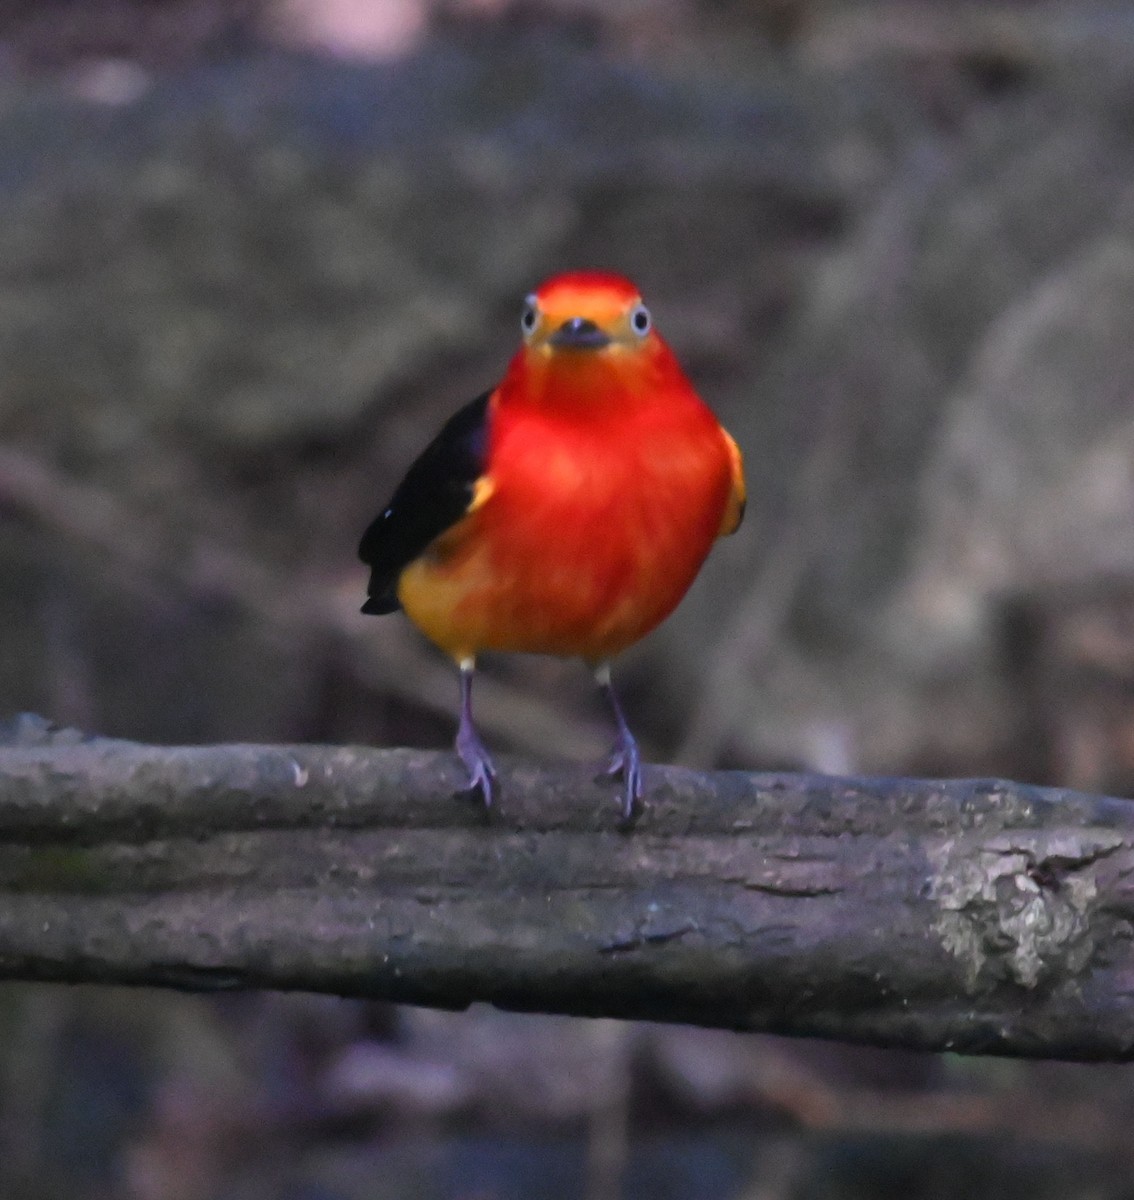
518;271;657;358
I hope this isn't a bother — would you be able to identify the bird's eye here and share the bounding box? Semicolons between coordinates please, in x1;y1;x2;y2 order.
520;297;539;336
630;303;652;336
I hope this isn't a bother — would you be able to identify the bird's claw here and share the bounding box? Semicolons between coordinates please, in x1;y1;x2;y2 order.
458;760;497;809
456;728;497;809
596;747;627;782
618;761;643;827
599;739;642;825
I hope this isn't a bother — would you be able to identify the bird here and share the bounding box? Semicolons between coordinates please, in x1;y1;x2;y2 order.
358;270;745;820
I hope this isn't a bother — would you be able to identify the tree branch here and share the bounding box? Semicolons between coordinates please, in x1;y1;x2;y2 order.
1;715;1133;1060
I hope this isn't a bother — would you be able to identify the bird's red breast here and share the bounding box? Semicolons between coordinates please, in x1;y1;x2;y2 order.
392;270;745;663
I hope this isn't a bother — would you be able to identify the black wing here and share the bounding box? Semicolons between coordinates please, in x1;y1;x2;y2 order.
358;391;492;614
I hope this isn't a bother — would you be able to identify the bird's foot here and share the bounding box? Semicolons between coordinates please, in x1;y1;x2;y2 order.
597;745;627;782
456;723;497;809
593;664;644;825
599;737;642;825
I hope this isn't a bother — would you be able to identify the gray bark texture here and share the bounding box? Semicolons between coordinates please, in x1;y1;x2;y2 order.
1;714;1133;1060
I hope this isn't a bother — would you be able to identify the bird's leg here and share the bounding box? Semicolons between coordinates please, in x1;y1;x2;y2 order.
595;662;642;821
455;657;496;807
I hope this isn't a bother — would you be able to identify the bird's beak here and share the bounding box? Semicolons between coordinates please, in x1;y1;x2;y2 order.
548;317;612;349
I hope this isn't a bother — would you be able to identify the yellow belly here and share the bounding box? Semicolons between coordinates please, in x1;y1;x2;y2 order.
398;531;694;662
397;435;731;663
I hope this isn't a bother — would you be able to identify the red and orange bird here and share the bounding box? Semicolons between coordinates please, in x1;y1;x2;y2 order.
359;270;745;819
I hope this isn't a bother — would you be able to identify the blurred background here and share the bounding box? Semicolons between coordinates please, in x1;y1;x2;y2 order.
2;0;1134;1196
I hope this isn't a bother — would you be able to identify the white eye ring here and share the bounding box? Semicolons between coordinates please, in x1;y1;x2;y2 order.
520;297;539;336
630;303;651;336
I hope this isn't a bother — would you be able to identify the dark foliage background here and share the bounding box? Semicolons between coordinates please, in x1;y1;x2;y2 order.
2;1;1134;1197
